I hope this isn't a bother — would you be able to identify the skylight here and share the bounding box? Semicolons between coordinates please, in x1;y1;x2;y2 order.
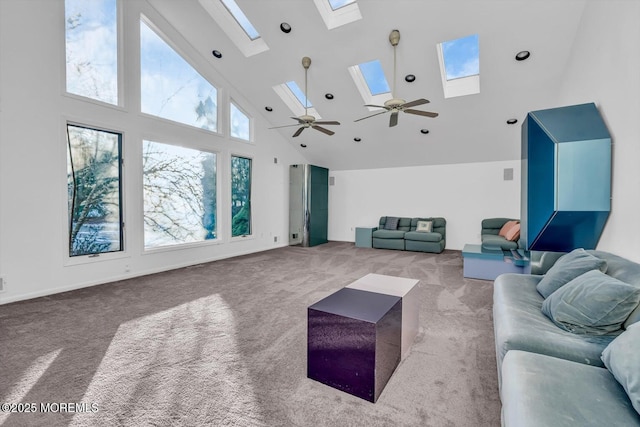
220;0;259;40
328;0;356;10
358;60;390;96
437;34;480;98
441;34;479;80
286;81;312;108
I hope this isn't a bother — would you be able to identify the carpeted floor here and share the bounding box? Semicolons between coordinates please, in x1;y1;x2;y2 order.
0;242;501;426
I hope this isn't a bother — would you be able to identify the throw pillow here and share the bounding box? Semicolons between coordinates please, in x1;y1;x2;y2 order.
541;270;640;335
536;248;607;298
601;322;640;415
504;223;520;241
416;220;433;232
384;216;399;230
498;220;519;237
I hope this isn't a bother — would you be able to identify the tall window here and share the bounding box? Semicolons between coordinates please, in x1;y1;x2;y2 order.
230;102;250;141
231;156;252;237
65;0;118;104
143;141;217;248
140;20;218;132
67;124;123;257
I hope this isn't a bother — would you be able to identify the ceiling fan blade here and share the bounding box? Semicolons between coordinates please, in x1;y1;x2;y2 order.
354;110;390;122
291;116;306;124
311;125;335;136
364;104;389;110
269;123;304;129
313;120;340;125
292;127;305;137
402;98;430;108
404;109;439;118
389;111;399;127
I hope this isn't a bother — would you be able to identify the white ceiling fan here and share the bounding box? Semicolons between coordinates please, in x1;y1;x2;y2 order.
269;56;340;137
355;29;439;127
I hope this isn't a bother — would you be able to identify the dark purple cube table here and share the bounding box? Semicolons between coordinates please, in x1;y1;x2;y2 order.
307;288;402;402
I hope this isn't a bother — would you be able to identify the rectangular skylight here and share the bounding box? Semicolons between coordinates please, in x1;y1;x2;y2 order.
441;34;479;80
437;34;480;98
220;0;260;40
358;60;390;96
286;81;312;108
328;0;356;11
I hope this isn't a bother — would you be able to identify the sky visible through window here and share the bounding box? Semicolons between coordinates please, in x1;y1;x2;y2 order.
286;81;312;108
220;0;260;40
358;60;390;96
140;20;218;132
65;0;118;104
442;34;479;80
328;0;356;11
230;102;250;140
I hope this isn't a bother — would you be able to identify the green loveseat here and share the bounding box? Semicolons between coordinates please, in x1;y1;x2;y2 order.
372;216;446;253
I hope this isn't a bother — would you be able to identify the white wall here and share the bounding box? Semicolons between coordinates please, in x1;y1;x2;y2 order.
328;160;521;250
0;0;307;304
557;1;640;262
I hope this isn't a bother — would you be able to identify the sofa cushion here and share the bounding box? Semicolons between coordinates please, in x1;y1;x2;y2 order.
404;231;442;242
542;270;640;335
536;248;607;298
499;220;519;237
415;220;433;232
481;234;518;250
372;229;405;239
383;216;399;230
501;350;640;427
602;323;640;415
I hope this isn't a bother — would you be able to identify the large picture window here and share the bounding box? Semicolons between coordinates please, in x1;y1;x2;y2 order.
140;20;218;132
67;124;123;257
65;0;118;105
143;141;217;248
231;156;252;237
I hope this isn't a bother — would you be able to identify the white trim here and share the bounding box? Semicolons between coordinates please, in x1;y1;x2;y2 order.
313;0;362;30
272;83;321;119
198;0;269;57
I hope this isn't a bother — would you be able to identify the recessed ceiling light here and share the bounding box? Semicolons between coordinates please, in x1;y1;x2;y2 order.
265;106;273;112
420;129;429;134
280;23;292;33
405;74;416;83
325;93;334;100
354;137;362;142
515;51;530;61
212;50;222;59
300;143;307;148
507;118;518;125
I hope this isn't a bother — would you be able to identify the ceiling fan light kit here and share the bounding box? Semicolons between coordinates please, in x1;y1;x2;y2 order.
269;56;341;137
354;29;439;128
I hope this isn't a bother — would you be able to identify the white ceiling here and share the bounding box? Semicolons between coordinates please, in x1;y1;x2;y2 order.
148;0;588;171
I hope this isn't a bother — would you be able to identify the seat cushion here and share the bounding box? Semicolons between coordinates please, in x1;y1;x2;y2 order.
602;322;640;415
501;350;640;427
372;229;405;239
481;234;518;250
404;231;442;242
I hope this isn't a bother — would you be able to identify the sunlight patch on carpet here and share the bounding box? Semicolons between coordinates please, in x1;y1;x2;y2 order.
70;295;266;425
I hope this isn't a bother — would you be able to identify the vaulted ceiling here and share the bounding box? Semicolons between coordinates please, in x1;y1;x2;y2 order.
148;0;588;171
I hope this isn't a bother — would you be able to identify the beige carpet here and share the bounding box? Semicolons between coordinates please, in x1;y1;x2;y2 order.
0;242;501;426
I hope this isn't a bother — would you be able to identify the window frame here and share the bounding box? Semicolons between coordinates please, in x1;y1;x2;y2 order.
230;154;253;240
63;0;124;108
141;138;221;252
436;34;480;99
64;121;126;265
229;100;253;143
139;16;221;134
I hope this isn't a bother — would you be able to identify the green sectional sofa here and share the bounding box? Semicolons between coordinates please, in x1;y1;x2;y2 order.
481;217;520;250
372;216;446;253
494;249;640;426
